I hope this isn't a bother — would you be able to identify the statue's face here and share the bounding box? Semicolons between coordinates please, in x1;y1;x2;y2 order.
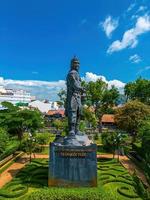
72;61;80;71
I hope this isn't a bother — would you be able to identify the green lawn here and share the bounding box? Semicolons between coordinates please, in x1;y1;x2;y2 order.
0;157;143;200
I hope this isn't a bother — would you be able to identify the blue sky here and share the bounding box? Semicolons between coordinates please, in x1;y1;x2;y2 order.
0;0;150;100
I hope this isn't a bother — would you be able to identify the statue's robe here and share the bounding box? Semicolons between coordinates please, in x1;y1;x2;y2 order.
66;69;83;127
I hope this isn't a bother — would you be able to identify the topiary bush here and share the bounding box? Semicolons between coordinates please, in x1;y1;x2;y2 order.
0;181;28;198
0;158;143;200
117;186;138;198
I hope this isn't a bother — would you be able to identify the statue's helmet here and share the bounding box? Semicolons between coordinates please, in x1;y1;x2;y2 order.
70;56;80;70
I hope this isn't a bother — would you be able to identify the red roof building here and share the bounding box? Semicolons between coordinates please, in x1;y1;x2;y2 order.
101;114;116;130
46;109;65;117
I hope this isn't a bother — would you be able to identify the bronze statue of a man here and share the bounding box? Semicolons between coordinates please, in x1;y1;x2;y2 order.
66;57;84;136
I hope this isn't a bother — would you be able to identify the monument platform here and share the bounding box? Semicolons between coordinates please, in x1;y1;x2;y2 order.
48;134;97;187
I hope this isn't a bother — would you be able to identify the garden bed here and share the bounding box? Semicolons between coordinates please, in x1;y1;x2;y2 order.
0;157;144;200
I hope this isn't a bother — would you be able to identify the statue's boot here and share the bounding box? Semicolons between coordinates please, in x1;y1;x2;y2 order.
64;123;82;146
75;123;92;146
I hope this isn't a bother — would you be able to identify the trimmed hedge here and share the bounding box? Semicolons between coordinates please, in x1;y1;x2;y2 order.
98;157;142;199
117;186;138;198
102;178;134;186
0;158;143;200
0;182;28;198
25;188;114;200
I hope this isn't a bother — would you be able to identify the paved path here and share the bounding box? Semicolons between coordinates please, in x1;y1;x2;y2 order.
0;153;149;189
39;144;49;147
0;154;48;188
0;155;29;188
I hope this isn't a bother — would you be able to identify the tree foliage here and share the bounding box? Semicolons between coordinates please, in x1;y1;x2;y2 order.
84;79;120;120
115;100;150;138
101;130;127;160
0;128;9;154
139;119;150;157
0;102;43;141
124;78;150;105
82;107;97;129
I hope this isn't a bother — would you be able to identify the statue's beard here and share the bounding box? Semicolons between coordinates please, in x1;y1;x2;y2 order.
71;66;79;71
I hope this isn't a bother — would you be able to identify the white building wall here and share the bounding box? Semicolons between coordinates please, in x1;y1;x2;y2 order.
0;86;32;104
29;100;59;113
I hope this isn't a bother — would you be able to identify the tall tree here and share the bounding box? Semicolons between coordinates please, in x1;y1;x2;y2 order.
82;107;97;130
101;86;120;113
0;128;9;154
85;80;119;131
115;100;150;143
0;102;43;142
85;79;107;115
124;78;150;105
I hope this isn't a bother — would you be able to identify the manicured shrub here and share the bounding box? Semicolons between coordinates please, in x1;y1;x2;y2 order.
119;174;132;181
100;173;116;178
24;188;114;200
0;157;143;200
132;173;150;200
102;179;134;186
35;132;53;145
117;186;138;198
0;182;28;198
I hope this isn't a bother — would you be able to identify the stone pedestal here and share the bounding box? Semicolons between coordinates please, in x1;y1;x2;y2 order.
48;135;97;187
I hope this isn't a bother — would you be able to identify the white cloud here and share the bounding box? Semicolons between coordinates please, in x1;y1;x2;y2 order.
137;6;147;12
0;77;66;101
0;73;125;101
137;66;150;74
83;72;107;83
127;2;136;12
107;15;150;54
129;54;141;63
1;78;65;87
83;72;125;89
131;14;139;20
100;16;119;38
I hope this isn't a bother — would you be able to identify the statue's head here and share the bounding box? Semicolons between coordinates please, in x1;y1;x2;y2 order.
70;56;80;71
